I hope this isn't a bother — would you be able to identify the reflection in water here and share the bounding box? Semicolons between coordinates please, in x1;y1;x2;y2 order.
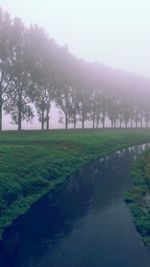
0;144;150;267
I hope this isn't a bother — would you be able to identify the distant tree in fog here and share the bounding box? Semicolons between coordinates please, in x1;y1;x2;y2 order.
55;48;78;129
1;7;150;130
27;25;58;130
0;8;12;131
4;18;34;130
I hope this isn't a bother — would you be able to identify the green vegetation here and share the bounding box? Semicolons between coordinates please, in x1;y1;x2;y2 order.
1;128;150;239
125;148;150;248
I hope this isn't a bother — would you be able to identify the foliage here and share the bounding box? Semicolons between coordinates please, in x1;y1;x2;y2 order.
1;7;150;130
125;150;150;248
0;129;150;238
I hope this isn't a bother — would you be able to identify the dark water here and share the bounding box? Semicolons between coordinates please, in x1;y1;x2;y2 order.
0;144;150;267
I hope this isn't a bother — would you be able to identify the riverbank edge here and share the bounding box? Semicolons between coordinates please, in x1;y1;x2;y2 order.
125;151;150;248
1;136;150;240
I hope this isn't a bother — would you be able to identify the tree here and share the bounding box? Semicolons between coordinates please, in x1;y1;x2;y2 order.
76;60;91;129
121;101;132;128
0;8;12;130
107;96;119;128
5;18;34;130
55;48;78;129
28;25;59;130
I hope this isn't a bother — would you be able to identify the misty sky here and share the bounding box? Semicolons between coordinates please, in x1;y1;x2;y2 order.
0;0;150;129
0;0;150;77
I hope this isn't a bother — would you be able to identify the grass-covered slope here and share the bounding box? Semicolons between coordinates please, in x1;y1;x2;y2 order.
125;150;150;248
1;128;150;239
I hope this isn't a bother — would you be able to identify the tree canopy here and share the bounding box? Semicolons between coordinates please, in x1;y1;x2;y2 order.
0;7;150;130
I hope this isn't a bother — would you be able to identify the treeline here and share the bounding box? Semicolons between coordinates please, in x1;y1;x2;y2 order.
1;7;150;131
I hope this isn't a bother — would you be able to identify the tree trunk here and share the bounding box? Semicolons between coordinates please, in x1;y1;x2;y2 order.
111;120;113;128
82;117;85;129
46;116;49;130
0;93;2;131
18;94;22;131
73;112;76;129
41;109;44;130
102;119;105;128
140;115;143;128
46;106;50;130
119;120;122;128
81;106;85;129
96;119;99;129
0;78;3;131
92;113;95;129
96;108;99;128
102;114;105;128
74;121;76;129
18;110;22;131
135;120;138;128
65;113;68;129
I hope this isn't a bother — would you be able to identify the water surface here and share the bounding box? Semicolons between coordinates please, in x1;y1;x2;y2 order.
0;144;150;267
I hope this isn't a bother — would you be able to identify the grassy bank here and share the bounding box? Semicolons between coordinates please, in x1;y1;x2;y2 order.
125;150;150;248
1;128;150;239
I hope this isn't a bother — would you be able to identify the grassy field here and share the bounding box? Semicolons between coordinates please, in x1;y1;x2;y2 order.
125;150;150;248
1;128;150;239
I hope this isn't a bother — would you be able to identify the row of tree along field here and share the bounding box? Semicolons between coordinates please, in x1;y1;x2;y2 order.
1;8;150;131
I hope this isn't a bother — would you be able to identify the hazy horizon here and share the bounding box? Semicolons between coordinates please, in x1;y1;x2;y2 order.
0;0;150;77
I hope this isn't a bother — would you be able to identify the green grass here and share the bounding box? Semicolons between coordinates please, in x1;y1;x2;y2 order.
1;128;150;239
125;150;150;248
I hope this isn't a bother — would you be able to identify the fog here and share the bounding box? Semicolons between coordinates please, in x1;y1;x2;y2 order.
3;105;63;130
0;0;150;129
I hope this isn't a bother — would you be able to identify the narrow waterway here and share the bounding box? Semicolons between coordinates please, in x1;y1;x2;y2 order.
0;144;150;267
